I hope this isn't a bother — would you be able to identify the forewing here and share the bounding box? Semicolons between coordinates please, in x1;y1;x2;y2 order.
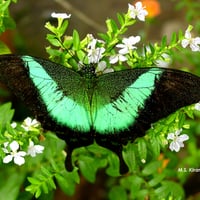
0;55;91;133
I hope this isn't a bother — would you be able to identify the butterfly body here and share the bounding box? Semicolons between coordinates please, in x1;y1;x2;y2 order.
0;54;200;173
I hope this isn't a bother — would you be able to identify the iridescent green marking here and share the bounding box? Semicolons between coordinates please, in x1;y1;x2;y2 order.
93;68;163;134
22;56;91;132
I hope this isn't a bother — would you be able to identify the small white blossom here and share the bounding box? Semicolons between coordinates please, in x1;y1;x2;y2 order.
3;141;26;165
116;36;141;55
11;122;17;128
155;53;172;68
181;27;200;52
109;54;127;64
95;61;114;74
128;2;148;21
51;12;71;19
195;102;200;111
87;36;105;63
27;141;44;157
21;117;40;131
87;47;105;63
167;129;189;152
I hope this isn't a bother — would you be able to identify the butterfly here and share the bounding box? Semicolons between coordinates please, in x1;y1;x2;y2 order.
0;54;200;174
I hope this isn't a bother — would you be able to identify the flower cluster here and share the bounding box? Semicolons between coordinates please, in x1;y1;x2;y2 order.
2;117;44;166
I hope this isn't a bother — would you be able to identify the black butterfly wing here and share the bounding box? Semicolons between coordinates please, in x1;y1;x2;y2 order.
0;54;94;145
92;68;200;173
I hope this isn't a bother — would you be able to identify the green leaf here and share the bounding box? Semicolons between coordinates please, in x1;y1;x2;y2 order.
55;170;79;196
170;32;177;45
0;102;14;130
142;161;162;176
108;186;127;200
117;13;125;26
155;181;185;199
72;30;80;51
137;138;147;162
0;41;11;54
161;36;167;49
46;34;61;47
78;154;106;183
58;20;68;37
148;174;165;187
120;175;144;198
0;170;26;200
123;142;136;172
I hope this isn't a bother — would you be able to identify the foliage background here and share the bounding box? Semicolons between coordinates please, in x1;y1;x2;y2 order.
0;0;200;200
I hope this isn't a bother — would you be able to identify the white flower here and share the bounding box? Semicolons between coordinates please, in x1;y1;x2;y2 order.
51;12;71;19
128;2;148;21
155;53;172;68
87;47;105;63
87;36;105;63
95;61;114;74
195;102;200;111
181;27;200;52
27;141;44;157
21;117;40;131
3;141;26;165
167;129;189;152
109;54;127;64
11;122;17;128
116;36;141;55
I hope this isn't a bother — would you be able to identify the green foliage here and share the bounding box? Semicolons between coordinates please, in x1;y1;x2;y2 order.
0;1;200;200
0;0;17;34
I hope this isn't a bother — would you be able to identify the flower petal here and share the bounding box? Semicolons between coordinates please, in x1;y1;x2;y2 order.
167;133;175;140
14;155;25;166
178;134;189;142
3;155;13;163
51;12;71;19
10;141;19;151
169;141;180;152
181;39;189;48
